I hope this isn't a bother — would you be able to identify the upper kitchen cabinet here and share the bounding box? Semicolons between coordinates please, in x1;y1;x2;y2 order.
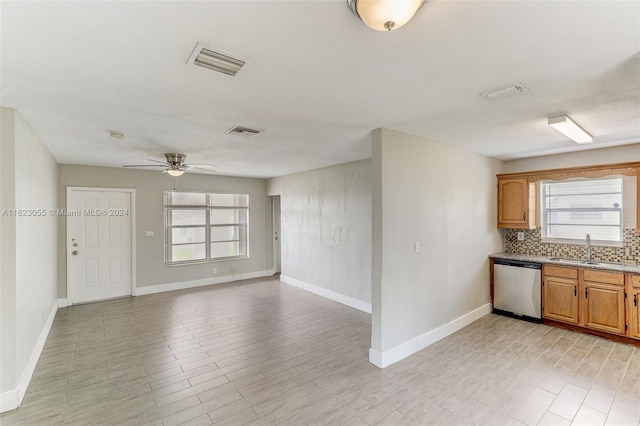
497;177;535;229
497;162;640;231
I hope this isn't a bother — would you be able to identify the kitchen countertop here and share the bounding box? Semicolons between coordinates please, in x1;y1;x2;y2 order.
490;252;640;274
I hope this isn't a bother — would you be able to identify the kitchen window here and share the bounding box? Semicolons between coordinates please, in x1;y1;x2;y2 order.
164;191;249;264
541;177;623;245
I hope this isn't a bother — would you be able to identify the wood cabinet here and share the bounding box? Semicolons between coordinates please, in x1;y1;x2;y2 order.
542;266;579;324
543;266;626;336
583;270;625;335
629;275;640;340
497;178;535;229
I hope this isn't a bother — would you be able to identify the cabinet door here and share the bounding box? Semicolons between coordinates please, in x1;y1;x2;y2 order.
630;287;640;340
497;178;533;229
584;282;626;335
543;276;579;324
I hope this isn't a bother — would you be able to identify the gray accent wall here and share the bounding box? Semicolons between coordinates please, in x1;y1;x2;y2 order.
371;128;503;354
266;159;372;304
57;165;271;297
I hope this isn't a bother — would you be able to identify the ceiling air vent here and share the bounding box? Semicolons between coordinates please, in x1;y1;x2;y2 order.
226;126;262;137
187;42;245;76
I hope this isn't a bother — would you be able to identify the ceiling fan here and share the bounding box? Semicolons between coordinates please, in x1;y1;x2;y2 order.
123;153;216;177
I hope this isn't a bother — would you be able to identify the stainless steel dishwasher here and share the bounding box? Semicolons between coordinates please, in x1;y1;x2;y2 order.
493;259;542;322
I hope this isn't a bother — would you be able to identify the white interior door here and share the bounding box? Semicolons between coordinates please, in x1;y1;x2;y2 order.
67;189;133;304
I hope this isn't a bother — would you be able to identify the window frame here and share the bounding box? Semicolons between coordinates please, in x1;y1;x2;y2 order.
540;176;624;247
164;191;249;266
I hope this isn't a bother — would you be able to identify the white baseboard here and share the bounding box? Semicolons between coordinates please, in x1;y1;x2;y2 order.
369;303;492;369
133;270;273;296
280;275;372;314
58;298;71;308
0;390;19;414
0;300;58;413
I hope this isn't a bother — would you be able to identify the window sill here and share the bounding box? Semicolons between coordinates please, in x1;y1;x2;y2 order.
164;256;249;267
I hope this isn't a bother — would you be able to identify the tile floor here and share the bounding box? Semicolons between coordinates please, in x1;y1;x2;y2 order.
1;276;639;425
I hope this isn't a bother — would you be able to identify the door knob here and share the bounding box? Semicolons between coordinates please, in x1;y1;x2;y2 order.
72;250;78;256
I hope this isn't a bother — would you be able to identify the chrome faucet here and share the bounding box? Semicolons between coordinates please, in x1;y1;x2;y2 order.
586;234;592;262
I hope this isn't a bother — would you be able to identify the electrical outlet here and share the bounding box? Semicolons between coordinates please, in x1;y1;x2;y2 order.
415;241;421;253
517;232;525;241
212;267;217;274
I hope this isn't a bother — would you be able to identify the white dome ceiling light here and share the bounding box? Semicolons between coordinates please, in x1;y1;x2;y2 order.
347;0;425;31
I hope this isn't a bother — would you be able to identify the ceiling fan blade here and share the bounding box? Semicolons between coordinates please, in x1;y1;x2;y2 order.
148;159;169;165
189;167;217;173
187;164;216;169
123;164;167;168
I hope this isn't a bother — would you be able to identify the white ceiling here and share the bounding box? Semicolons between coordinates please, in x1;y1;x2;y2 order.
1;1;639;178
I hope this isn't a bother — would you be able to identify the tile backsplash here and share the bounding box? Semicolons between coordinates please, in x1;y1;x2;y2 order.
504;228;640;265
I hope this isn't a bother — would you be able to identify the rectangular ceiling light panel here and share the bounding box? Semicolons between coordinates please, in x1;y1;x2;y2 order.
481;83;529;99
548;115;593;144
187;42;245;76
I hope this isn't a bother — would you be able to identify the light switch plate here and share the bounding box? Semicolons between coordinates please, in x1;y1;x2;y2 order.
145;231;154;237
415;241;421;253
517;232;524;241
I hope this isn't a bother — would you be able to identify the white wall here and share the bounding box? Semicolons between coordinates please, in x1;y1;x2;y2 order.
371;128;503;367
266;160;372;310
0;108;58;411
14;112;59;385
0;108;18;400
57;165;271;297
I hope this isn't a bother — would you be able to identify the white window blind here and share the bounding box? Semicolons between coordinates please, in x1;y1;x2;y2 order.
164;191;249;264
541;178;623;243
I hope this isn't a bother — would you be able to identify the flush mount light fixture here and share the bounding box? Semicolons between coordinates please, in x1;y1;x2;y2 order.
187;42;245;76
347;0;425;31
548;115;593;144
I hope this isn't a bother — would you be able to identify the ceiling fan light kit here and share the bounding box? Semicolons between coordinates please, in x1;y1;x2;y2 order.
348;0;425;31
548;115;593;144
166;168;185;177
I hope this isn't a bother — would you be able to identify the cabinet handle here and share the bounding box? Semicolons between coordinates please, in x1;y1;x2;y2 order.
574;286;577;297
523;211;526;221
635;294;637;307
585;287;588;299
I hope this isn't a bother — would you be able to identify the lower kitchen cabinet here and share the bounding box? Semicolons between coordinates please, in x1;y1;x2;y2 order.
583;270;626;335
584;282;626;335
542;265;579;324
630;275;640;340
543;276;579;324
542;266;634;340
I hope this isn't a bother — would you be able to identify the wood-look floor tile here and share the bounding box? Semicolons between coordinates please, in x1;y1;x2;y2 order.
5;278;640;426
